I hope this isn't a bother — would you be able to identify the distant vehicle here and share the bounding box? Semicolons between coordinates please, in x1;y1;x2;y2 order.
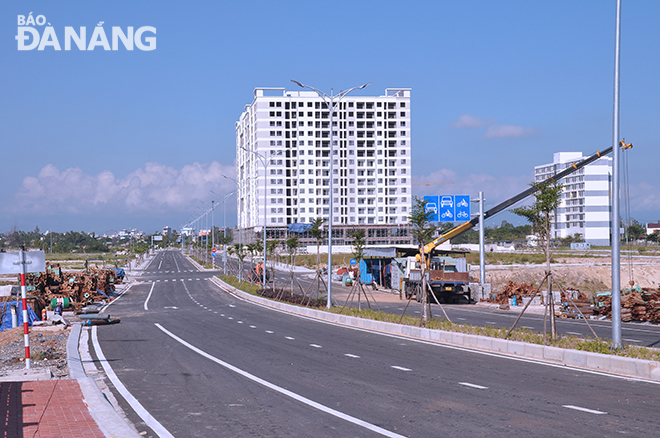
425;202;438;214
440;196;453;208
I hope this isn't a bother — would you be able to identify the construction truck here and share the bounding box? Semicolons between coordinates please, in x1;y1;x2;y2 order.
403;251;470;303
405;142;630;304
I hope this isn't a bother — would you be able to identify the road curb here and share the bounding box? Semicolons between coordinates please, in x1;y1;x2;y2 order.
210;276;660;383
67;322;141;438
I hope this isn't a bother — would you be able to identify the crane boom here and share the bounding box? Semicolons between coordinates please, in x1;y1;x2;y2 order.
422;144;623;255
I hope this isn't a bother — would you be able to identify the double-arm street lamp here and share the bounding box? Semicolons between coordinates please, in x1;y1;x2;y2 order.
291;80;371;308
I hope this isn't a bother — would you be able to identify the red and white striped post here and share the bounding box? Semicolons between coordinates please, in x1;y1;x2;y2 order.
18;249;31;369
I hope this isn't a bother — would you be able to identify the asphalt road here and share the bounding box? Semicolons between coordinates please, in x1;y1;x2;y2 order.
91;250;660;437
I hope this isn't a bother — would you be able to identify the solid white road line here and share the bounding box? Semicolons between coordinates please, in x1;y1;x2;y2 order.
345;354;361;358
458;382;488;390
144;282;156;311
155;323;406;438
92;327;174;438
562;405;607;415
391;366;411;372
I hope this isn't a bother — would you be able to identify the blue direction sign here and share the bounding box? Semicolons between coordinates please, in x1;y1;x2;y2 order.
455;195;470;221
423;196;439;222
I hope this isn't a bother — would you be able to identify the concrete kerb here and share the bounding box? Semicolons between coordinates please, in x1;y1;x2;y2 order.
209;275;660;383
67;323;141;438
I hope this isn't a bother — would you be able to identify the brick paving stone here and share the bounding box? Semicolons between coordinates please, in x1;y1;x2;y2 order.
1;379;105;438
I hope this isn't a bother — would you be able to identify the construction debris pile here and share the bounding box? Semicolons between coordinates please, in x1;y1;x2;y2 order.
594;288;660;323
490;281;536;305
21;262;120;313
557;289;594;318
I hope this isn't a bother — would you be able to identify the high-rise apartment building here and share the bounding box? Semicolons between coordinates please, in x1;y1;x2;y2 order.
235;87;413;244
534;152;612;245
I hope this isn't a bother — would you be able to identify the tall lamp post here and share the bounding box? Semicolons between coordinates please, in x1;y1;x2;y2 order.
291;80;371;308
212;189;237;275
240;146;270;289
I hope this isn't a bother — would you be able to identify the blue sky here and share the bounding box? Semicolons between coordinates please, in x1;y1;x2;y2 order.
1;0;658;235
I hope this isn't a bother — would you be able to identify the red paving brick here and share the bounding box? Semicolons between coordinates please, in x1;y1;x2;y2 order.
1;379;105;438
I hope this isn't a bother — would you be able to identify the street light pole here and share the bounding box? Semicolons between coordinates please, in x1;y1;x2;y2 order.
241;146;269;289
212;200;215;269
291;80;371;308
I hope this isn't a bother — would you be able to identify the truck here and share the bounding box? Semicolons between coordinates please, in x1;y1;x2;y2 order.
403;252;470;303
402;142;629;304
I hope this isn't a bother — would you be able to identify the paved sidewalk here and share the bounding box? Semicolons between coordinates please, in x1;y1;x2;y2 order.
1;379;105;438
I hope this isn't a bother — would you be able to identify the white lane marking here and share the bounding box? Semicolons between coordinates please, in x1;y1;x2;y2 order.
92;327;174;438
345;354;361;358
237;321;244;324
265;330;274;334
562;405;607;415
155;324;406;438
229;304;236;308
624;338;642;343
188;279;193;281
566;331;582;336
391;366;411;372
158;260;162;270
173;255;181;273
164;306;178;309
228;317;233;320
220;314;225;317
249;325;256;329
285;336;295;340
458;382;488;390
196;278;200;281
457;317;466;321
156;280;161;283
164;280;169;282
144;282;156;311
485;321;497;325
522;326;534;330
215;278;660;386
309;344;322;348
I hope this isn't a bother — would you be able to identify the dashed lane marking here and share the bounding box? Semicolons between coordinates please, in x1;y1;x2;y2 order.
624;338;642;343
310;344;322;348
249;325;256;329
485;321;497;325
229;304;236;308
458;382;488;390
238;321;244;324
265;330;274;334
345;354;361;358
391;366;411;372
562;405;607;415
285;336;295;340
566;331;583;336
155;323;407;438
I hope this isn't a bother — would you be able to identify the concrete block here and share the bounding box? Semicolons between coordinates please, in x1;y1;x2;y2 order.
635;360;651;379
563;349;587;367
609;356;639;376
463;334;478;348
525;343;544;359
451;332;465;345
409;327;422;339
585;352;610;371
436;330;453;343
649;363;660;382
507;340;526;356
476;336;492;351
490;338;508;353
543;346;564;362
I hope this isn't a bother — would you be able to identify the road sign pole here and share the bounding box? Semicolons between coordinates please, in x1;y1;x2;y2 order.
18;249;31;369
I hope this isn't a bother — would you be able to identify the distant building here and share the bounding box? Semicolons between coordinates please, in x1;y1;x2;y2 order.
235;86;413;246
534;151;612;246
646;222;660;235
163;226;172;236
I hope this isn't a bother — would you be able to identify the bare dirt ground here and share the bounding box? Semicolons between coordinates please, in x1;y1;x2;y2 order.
472;256;660;295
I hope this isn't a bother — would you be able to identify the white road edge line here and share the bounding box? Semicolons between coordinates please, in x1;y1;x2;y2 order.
458;382;488;390
144;282;156;311
562;405;607;415
154;323;406;438
92;326;174;438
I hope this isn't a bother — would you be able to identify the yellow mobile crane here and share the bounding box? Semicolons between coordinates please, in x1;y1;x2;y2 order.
405;141;631;303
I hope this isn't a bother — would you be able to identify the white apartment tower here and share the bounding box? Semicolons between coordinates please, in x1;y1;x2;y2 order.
236;87;412;240
534;152;612;246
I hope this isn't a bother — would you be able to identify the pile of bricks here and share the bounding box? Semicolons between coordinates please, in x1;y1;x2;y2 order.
491;281;536;305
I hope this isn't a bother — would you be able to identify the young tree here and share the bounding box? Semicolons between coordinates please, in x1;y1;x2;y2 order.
309;217;326;271
408;196;438;325
511;181;563;339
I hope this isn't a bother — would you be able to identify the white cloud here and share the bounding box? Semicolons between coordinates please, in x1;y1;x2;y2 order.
483;124;536;139
451;114;488;129
13;162;237;215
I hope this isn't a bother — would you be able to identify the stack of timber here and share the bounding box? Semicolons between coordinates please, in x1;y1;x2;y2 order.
491;281;536;305
558;289;595;318
594;288;660;323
